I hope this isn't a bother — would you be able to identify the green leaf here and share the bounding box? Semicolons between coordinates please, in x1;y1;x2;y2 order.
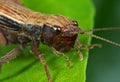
0;0;94;82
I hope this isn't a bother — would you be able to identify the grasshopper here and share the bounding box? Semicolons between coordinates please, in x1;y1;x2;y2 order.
0;0;120;82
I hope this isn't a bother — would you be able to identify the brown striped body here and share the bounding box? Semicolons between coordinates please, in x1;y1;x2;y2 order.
0;0;82;82
0;0;79;52
1;0;120;82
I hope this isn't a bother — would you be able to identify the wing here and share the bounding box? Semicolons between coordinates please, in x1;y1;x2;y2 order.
0;15;23;31
11;0;23;6
0;0;34;31
0;0;33;25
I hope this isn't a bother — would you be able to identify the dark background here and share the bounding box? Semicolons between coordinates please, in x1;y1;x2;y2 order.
87;0;120;82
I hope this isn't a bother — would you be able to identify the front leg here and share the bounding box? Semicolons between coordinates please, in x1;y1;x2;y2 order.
75;39;102;61
76;39;102;49
31;45;52;82
52;48;71;67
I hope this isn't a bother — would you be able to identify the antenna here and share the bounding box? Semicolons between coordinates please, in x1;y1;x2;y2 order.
87;33;120;47
84;27;120;32
78;27;120;47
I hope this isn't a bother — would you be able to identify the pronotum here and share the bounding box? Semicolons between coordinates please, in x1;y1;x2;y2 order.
0;0;120;82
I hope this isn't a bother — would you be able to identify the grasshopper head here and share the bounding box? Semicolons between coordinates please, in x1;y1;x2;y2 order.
41;15;80;52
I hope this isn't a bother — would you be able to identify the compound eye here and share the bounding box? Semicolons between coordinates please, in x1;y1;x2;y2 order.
53;27;61;31
72;20;78;26
52;26;61;34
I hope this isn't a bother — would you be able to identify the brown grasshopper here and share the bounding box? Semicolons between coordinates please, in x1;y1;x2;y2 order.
0;0;120;82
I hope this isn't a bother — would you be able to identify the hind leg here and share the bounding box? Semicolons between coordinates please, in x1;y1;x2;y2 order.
0;48;22;71
0;29;7;45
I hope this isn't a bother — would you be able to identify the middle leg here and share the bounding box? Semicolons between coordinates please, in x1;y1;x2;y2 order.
31;45;52;82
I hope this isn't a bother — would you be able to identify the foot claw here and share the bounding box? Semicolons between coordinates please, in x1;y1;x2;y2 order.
89;44;102;49
48;79;53;82
66;60;71;67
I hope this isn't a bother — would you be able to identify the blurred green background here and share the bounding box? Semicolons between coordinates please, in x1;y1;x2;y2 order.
87;0;120;82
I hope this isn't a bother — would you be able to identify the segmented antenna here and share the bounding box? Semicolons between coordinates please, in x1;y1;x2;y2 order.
84;27;120;32
87;33;120;47
78;28;120;47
